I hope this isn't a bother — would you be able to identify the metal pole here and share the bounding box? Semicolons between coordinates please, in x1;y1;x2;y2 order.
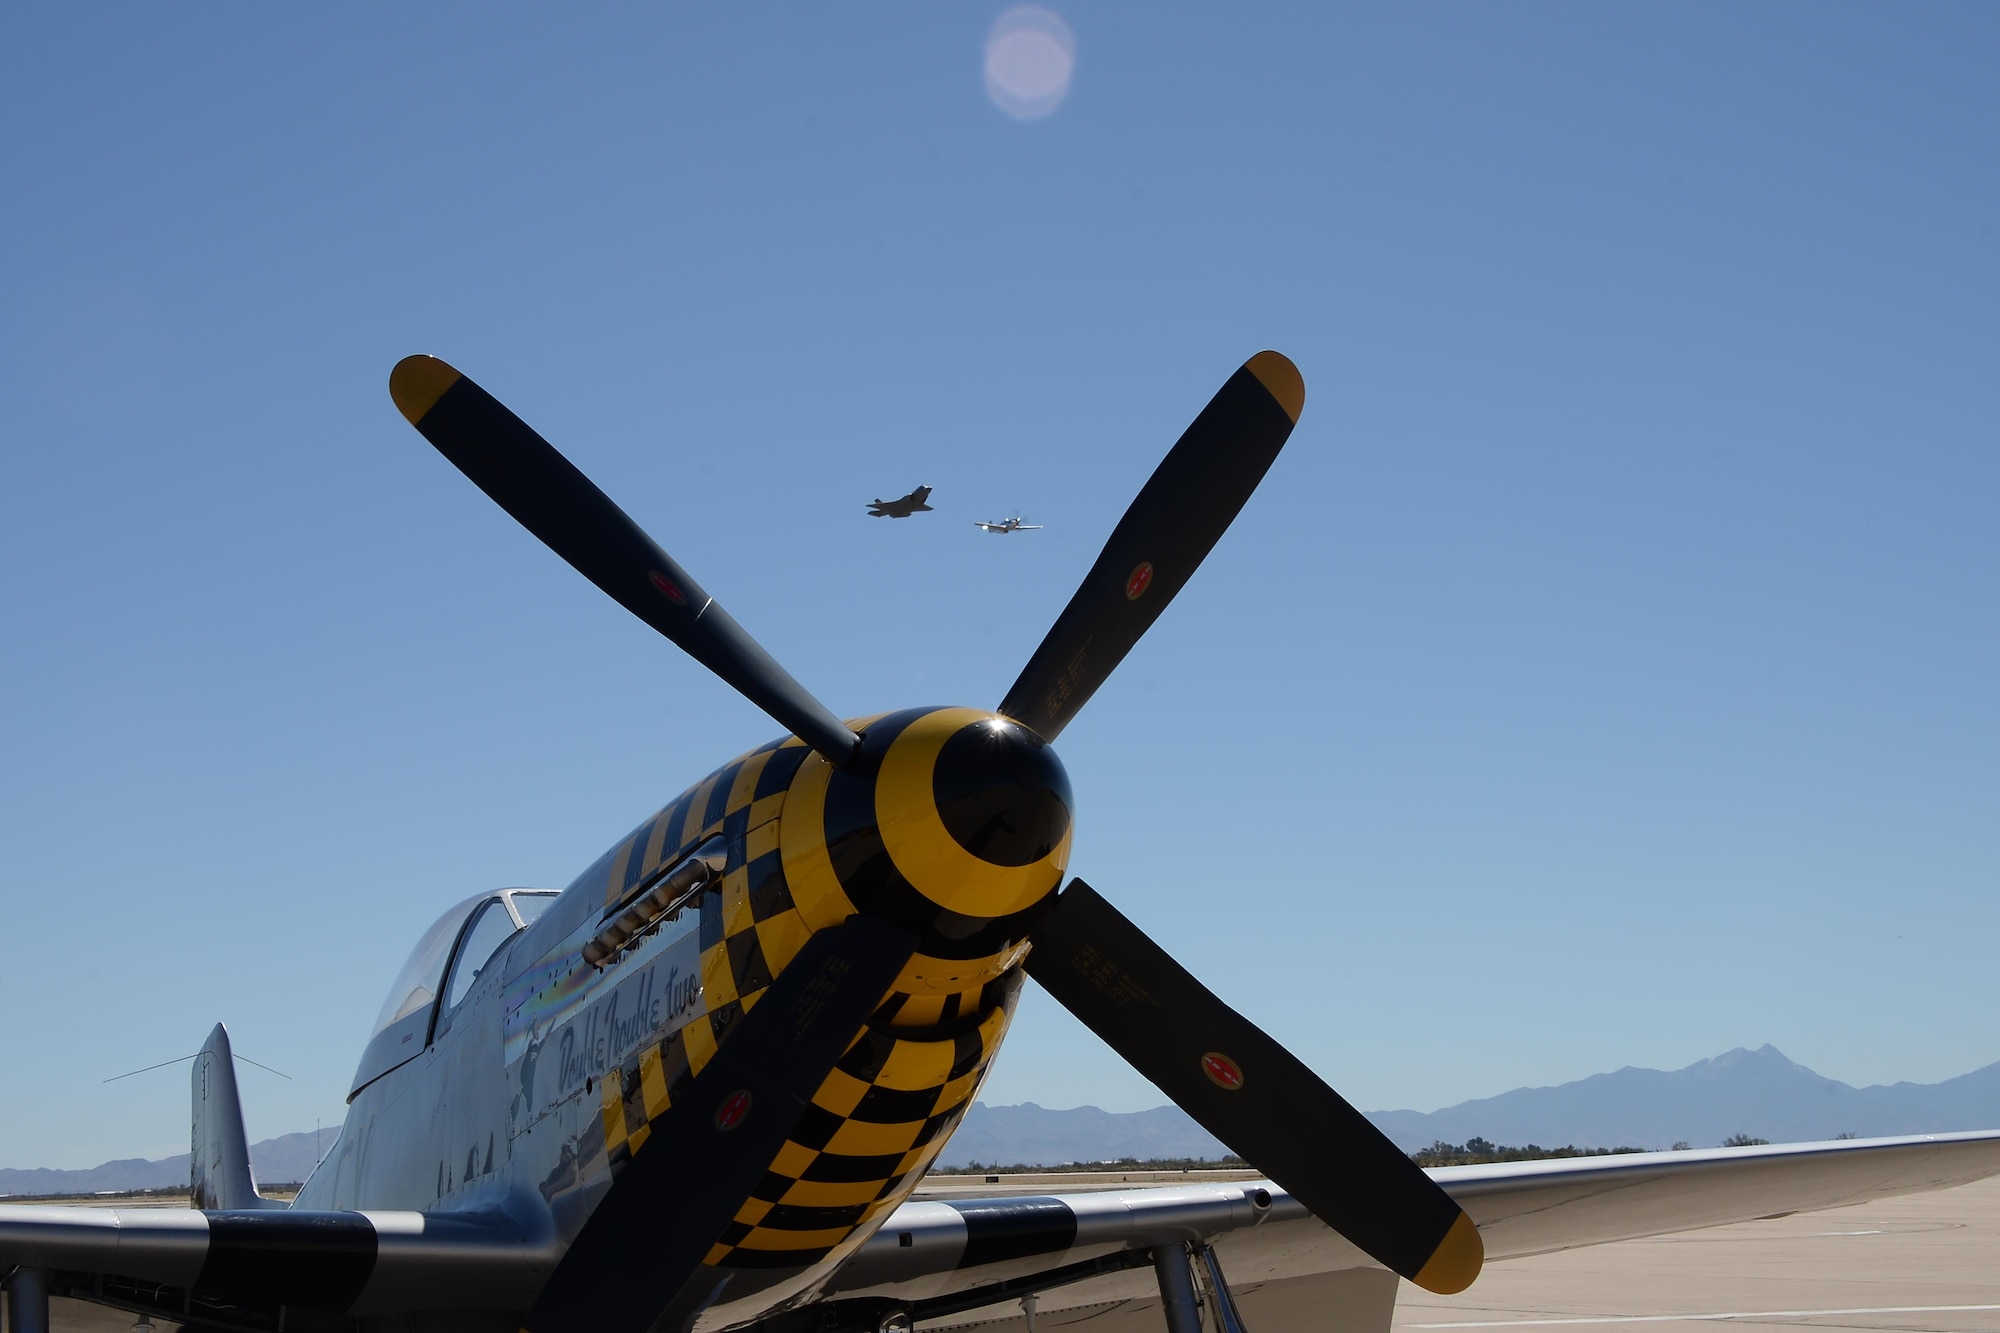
1150;1245;1204;1333
5;1269;49;1333
1196;1244;1249;1333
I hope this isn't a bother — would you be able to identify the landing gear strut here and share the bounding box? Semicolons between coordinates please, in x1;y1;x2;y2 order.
1194;1244;1249;1333
1149;1242;1249;1333
1151;1244;1203;1333
4;1267;50;1333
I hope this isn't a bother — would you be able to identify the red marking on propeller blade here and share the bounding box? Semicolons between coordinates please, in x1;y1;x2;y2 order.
649;571;688;605
1201;1051;1245;1091
1125;562;1154;600
714;1088;753;1131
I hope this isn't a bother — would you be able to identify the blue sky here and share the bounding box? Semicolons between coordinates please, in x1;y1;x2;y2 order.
2;4;1995;1167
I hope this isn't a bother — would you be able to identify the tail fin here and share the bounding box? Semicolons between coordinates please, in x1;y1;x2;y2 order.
191;1023;281;1209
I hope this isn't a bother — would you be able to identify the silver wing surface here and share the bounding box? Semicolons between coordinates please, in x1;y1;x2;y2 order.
820;1132;2000;1333
0;1205;557;1321
3;1133;1997;1332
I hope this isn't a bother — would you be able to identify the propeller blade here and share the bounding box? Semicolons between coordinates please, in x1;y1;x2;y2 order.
389;355;860;764
998;352;1303;741
524;914;919;1333
1024;880;1483;1295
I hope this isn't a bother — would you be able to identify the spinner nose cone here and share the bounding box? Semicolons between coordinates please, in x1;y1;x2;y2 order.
854;707;1074;925
932;717;1072;867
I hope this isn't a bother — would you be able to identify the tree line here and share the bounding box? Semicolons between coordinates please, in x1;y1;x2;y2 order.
931;1134;1794;1177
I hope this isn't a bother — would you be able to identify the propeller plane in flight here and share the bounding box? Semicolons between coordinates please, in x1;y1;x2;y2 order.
867;485;933;518
974;516;1041;534
4;352;1998;1333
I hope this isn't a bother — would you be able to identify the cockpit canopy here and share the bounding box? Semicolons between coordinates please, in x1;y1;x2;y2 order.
351;888;557;1100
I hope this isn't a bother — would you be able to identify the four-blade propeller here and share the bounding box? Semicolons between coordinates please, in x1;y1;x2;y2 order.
389;350;1483;1298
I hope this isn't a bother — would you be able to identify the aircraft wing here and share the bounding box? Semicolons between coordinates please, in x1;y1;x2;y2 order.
0;1204;558;1318
4;1134;1996;1329
821;1132;2000;1332
1442;1129;2000;1259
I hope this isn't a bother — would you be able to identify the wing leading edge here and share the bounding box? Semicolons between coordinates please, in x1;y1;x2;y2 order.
0;1205;557;1318
821;1131;2000;1328
1445;1129;2000;1260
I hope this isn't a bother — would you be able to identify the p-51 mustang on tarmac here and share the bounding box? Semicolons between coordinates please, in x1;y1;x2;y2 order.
5;353;1998;1333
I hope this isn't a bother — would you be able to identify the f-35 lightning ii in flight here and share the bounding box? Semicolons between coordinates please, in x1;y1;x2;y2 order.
866;484;932;517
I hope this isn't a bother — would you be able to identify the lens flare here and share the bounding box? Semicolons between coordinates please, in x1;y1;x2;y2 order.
984;6;1076;121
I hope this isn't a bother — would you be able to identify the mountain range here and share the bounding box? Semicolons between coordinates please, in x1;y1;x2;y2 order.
11;1046;2000;1192
0;1129;334;1198
936;1045;2000;1165
1365;1044;2000;1152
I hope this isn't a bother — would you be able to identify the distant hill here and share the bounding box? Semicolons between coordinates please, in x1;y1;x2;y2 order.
1365;1045;2000;1151
0;1129;338;1198
12;1046;2000;1190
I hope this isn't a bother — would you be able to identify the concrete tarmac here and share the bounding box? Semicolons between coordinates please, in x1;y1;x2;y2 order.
1397;1174;2000;1333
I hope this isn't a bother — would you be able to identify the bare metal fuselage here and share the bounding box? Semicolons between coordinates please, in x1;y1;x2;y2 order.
303;708;1061;1327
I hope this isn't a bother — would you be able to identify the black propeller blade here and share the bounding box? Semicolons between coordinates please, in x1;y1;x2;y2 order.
524;914;919;1333
389;355;860;765
1025;880;1484;1294
998;352;1303;742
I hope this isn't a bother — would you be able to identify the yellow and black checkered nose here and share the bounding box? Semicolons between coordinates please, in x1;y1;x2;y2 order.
815;706;1072;934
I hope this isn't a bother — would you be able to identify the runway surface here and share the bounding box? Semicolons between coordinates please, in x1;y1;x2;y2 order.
1396;1174;2000;1333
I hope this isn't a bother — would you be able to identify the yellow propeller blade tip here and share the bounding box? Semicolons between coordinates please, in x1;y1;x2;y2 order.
389;354;463;426
1412;1211;1484;1295
1244;350;1305;423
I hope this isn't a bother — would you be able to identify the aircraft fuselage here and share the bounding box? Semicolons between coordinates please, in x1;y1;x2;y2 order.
303;705;1072;1325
